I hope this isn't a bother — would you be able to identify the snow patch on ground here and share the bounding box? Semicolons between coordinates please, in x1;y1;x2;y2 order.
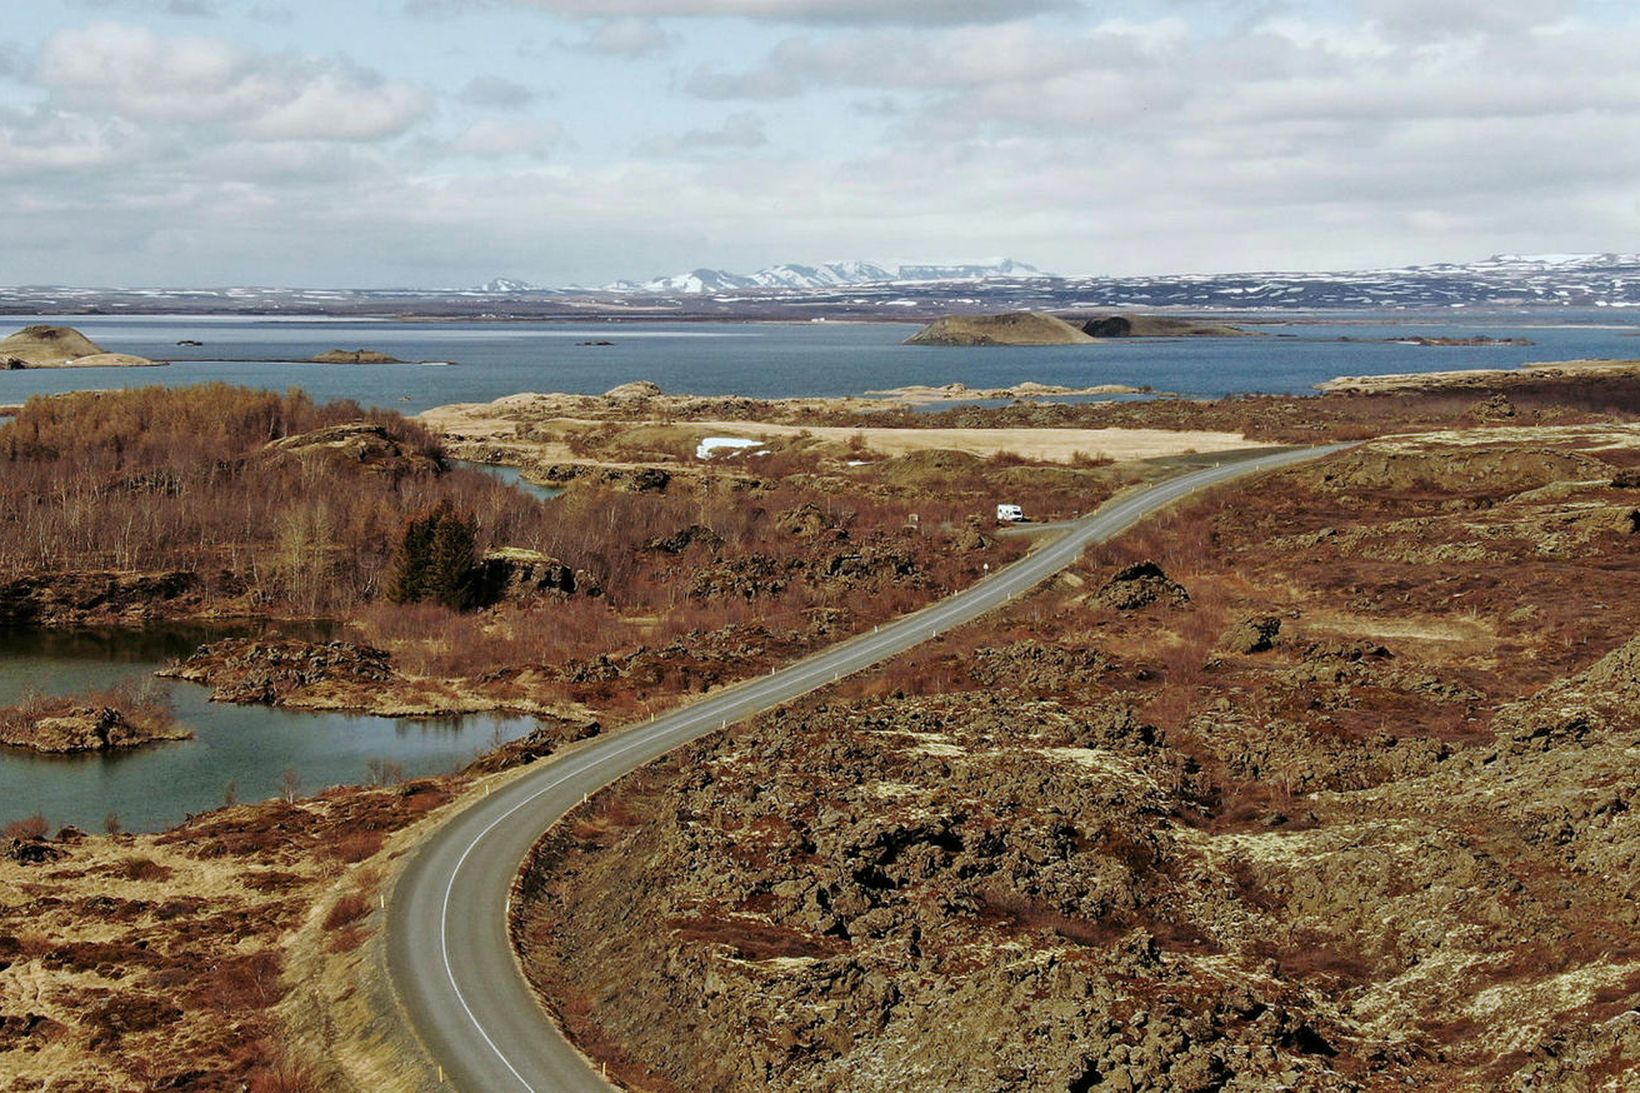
696;436;764;460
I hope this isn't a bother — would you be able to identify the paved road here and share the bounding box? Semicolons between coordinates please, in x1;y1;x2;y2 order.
385;443;1348;1092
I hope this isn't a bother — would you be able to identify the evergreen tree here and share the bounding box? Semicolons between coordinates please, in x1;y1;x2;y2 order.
427;506;479;609
385;501;480;609
386;507;437;604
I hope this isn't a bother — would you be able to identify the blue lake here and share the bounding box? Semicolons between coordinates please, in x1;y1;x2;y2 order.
0;313;1636;414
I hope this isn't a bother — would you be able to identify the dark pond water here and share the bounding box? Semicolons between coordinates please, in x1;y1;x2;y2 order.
0;626;540;833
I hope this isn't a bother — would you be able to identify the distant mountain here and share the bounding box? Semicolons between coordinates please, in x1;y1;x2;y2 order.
11;253;1640;317
473;278;539;293
893;259;1041;282
607;258;1041;295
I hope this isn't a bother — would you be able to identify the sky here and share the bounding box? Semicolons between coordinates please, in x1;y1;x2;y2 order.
1;0;1638;288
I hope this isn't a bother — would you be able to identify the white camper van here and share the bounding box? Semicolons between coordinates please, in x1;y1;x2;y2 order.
996;503;1025;524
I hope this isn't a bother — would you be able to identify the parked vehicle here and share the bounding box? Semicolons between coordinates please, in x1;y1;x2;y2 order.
996;503;1026;524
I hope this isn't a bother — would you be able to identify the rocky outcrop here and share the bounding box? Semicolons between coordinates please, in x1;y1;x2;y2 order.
536;464;671;493
604;381;663;399
1091;561;1190;611
515;693;1348;1091
969;640;1110;691
775;502;839;539
0;571;208;627
266;422;443;477
1314;443;1608;495
476;549;598;600
642;524;724;554
688;545;926;600
1220;615;1282;654
465;718;602;774
1317;357;1640;394
159;639;395;706
1493;631;1640;750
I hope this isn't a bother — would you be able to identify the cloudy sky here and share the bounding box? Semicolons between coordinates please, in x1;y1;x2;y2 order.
2;0;1638;287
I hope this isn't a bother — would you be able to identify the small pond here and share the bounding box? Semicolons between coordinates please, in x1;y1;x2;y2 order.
456;459;563;502
0;625;540;833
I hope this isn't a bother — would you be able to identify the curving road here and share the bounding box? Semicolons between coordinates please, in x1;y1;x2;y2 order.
386;443;1348;1092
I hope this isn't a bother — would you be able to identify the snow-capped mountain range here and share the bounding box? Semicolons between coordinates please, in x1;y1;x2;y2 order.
488;258;1043;295
462;253;1640;308
7;254;1640;317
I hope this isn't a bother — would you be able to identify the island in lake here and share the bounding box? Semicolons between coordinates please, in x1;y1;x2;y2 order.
904;311;1095;346
0;324;159;369
308;348;406;364
905;310;1254;346
0;689;191;754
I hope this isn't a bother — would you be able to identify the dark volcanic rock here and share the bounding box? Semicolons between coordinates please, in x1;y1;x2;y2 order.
0;571;203;626
476;550;587;600
1221;615;1283;654
969;640;1109;691
6;837;66;866
1091;561;1190;611
776;503;839;539
159;639;395;705
644;524;724;554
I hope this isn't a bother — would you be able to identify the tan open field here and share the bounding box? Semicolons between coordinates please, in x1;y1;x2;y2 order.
681;420;1269;462
419;395;1271;465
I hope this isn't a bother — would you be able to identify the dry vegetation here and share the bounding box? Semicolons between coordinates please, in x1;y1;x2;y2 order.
0;384;1061;725
0;777;458;1090
515;425;1640;1091
0;385;515;616
12;373;1640;1089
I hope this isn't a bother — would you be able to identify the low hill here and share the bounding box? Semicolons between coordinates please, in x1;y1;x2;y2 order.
309;349;405;364
0;324;157;368
1081;314;1254;338
904;312;1095;347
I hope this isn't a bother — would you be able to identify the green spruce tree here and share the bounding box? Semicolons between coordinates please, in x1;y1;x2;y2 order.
386;501;481;609
427;505;479;610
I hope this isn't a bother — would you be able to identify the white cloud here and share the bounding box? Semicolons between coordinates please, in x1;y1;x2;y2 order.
37;22;429;141
447;117;563;157
248;75;429;141
0;106;134;176
5;1;1640;286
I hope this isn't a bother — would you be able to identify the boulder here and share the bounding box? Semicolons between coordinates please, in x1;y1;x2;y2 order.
1221;615;1282;654
1091;561;1190;611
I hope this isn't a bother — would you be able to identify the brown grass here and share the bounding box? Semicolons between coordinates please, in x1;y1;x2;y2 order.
323;892;371;932
2;811;48;839
323;829;385;864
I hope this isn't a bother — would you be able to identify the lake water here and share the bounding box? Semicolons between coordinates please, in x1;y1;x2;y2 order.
0;313;1636;414
0;627;540;833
